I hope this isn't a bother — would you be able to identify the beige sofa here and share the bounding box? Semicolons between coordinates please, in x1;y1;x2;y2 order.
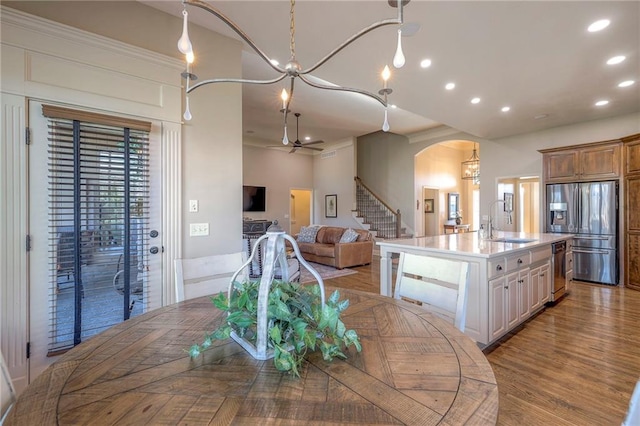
296;226;373;269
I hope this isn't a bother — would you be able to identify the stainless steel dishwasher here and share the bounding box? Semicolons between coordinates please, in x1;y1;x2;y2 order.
551;240;567;302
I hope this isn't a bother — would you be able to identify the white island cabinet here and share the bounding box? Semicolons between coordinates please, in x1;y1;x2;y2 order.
378;231;571;346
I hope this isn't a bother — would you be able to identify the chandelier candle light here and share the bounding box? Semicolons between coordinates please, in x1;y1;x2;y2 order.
177;0;411;137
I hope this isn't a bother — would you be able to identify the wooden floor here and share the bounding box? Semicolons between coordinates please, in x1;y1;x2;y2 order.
327;256;640;425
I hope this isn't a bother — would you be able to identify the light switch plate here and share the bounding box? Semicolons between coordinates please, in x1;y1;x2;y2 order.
189;200;198;213
189;223;209;236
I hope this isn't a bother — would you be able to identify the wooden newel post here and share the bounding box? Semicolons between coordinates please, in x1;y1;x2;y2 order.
228;221;325;360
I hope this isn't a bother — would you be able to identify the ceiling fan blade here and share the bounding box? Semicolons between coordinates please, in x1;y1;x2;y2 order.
302;140;324;146
301;146;324;151
289;147;298;154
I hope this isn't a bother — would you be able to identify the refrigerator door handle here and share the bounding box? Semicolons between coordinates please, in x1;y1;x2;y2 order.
573;248;610;255
576;236;609;240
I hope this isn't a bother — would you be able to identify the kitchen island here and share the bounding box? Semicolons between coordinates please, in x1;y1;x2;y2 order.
378;231;573;346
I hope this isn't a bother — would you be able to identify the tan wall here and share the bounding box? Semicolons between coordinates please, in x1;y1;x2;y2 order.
242;145;314;235
4;0;245;259
312;139;358;228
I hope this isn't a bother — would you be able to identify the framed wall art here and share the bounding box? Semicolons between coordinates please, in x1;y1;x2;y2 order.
424;198;434;213
325;194;337;218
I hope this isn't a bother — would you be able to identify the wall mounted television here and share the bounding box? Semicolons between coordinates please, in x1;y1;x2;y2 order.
243;185;266;212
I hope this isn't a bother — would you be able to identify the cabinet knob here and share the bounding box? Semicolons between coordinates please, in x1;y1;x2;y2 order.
518;259;523;264
497;265;503;271
504;285;509;289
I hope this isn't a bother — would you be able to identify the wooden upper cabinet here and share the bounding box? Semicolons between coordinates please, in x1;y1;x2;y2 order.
579;143;621;179
544;150;579;181
541;141;621;182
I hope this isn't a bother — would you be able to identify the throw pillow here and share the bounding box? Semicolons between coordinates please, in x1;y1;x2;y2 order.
297;225;320;243
339;228;359;243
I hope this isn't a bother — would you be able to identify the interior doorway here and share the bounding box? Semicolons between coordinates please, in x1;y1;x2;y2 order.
497;177;540;233
422;187;440;236
289;189;312;236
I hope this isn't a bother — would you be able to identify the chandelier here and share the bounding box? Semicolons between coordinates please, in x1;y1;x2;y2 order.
177;0;411;144
461;143;480;184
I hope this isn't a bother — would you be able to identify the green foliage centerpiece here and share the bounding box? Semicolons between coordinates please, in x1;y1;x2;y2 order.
188;223;361;376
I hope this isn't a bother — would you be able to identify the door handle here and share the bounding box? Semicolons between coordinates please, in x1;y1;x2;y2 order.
149;246;159;254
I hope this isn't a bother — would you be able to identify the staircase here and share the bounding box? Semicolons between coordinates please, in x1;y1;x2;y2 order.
353;177;412;240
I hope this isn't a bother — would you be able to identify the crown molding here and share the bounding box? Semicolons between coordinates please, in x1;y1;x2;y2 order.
1;6;183;71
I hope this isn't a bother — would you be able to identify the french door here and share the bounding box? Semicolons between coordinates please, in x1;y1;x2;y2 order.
28;101;163;377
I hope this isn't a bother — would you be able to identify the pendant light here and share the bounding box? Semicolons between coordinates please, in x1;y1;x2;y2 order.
461;143;480;184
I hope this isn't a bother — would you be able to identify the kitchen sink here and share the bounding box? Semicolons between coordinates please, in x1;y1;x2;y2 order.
490;238;538;243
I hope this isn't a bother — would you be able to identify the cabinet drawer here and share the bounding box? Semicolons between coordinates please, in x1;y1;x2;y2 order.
488;258;506;278
506;253;530;271
530;246;551;264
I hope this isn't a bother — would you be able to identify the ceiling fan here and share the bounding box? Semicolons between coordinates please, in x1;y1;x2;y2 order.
268;113;324;154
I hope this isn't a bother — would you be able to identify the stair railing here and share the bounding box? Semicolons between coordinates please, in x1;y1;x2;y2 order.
354;177;401;239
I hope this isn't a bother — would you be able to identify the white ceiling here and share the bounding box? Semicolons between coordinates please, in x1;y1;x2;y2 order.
144;1;640;146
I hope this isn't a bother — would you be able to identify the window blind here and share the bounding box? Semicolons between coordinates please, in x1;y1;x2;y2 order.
45;109;151;354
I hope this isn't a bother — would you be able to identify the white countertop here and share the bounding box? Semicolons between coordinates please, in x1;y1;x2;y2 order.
377;231;572;259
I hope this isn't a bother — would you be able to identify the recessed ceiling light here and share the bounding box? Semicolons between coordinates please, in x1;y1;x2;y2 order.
607;55;626;65
618;80;635;88
420;59;432;68
390;104;397;109
588;19;610;32
305;136;311;141
471;97;481;104
501;106;511;112
595;100;609;106
445;82;455;90
270;59;279;66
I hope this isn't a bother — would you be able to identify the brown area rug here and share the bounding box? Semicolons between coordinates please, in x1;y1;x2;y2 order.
299;261;357;284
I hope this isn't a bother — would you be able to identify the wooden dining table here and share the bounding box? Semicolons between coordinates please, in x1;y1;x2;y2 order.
6;287;498;425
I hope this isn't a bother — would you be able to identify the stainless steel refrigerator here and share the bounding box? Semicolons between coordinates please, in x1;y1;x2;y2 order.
546;181;618;285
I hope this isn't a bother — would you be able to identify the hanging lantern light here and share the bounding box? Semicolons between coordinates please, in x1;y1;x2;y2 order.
461;143;480;184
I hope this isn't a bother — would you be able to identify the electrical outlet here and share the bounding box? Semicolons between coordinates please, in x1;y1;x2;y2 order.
189;223;209;236
189;199;198;213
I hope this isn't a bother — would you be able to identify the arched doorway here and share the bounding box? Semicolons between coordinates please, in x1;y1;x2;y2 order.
414;140;480;236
